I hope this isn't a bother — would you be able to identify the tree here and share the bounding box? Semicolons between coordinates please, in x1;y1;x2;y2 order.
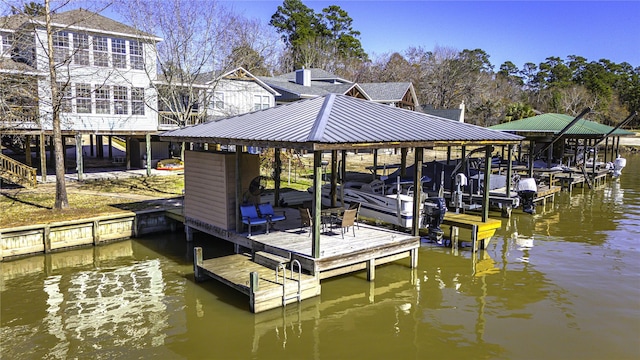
11;1;45;16
270;0;367;71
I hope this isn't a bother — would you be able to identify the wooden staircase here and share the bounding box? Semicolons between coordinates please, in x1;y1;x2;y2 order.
0;153;37;188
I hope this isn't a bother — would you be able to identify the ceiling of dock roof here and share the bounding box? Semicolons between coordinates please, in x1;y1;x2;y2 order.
159;94;523;150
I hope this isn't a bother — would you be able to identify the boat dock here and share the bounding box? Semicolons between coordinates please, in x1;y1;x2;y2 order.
187;207;420;313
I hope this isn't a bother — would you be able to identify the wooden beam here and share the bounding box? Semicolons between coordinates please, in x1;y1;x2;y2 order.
274;148;281;206
482;145;491;222
331;150;338;207
411;147;423;236
312;151;322;258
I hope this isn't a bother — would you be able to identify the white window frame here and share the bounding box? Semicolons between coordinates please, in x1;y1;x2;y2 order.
93;36;109;67
95;85;110;114
52;31;70;63
76;83;92;113
132;87;145;115
130;40;144;70
73;33;90;66
112;38;126;69
114;86;128;115
214;91;224;110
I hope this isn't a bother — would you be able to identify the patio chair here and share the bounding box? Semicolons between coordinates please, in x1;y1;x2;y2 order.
348;202;361;229
334;208;357;239
258;203;286;230
240;204;268;236
299;207;313;236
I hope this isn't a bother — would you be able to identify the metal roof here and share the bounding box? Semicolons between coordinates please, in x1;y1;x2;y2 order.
160;94;523;151
489;113;635;137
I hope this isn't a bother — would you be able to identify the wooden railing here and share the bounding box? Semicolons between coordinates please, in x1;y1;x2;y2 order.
158;112;205;129
0;153;37;188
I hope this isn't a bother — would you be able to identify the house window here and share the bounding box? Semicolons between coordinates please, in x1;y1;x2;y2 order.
214;91;224;109
73;33;89;65
56;82;72;113
93;36;108;67
52;31;70;63
132;87;145;115
1;32;13;55
76;83;92;113
112;38;126;69
95;86;110;114
130;40;144;70
114;86;128;115
253;95;270;110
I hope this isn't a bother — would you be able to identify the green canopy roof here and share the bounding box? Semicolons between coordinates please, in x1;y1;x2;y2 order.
489;113;635;137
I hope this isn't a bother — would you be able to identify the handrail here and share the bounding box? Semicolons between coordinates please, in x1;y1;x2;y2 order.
0;153;37;188
277;259;302;305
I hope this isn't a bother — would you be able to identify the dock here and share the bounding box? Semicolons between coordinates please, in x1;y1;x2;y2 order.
187;207;420;313
439;212;503;251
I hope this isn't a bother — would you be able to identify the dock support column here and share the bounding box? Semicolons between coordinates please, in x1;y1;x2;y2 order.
145;133;151;177
411;147;423;237
39;133;47;183
75;134;83;181
185;226;193;242
194;247;205;282
249;272;259;313
367;259;375;281
471;225;478;252
274;148;281;206
482;145;491;222
410;248;418;268
312;151;322;258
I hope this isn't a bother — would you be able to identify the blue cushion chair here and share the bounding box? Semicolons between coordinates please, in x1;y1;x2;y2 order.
258;203;286;230
240;204;268;236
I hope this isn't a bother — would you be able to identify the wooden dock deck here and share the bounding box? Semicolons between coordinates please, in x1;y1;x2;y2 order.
440;212;503;250
188;207;420;313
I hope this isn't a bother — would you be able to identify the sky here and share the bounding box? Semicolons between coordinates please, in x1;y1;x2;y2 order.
223;0;640;70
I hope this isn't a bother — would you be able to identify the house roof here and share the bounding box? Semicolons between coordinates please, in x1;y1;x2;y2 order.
1;9;159;40
273;69;351;83
160;94;523;151
420;107;463;122
489;113;635;138
260;76;366;99
358;82;413;102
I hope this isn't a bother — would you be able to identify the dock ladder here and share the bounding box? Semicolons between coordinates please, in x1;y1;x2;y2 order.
276;260;302;305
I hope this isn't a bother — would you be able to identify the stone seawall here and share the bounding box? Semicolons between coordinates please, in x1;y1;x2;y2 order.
0;209;180;261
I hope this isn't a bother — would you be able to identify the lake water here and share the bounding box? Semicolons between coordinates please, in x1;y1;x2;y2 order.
2;155;639;360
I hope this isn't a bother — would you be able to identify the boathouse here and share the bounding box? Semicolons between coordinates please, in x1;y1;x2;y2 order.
159;94;523;312
489;112;636;190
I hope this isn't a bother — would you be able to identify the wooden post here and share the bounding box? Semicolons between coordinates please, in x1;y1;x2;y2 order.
400;148;407;177
528;140;535;178
341;150;347;183
97;135;104;158
330;150;337;207
25;135;32;166
194;247;205;282
372;149;378;181
125;136;131;170
90;134;94;156
410;248;418;269
274;148;281;206
93;220;100;245
446;146;451;165
506;145;513;197
75;134;83;181
108;136;113;159
39;134;46;183
312;151;322;258
367;258;375;281
411;147;423;236
471;224;478;253
145;133;151;177
482;145;491;222
43;226;51;253
235;149;243;233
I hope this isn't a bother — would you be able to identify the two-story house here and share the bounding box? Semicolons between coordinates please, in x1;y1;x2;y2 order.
1;9;278;181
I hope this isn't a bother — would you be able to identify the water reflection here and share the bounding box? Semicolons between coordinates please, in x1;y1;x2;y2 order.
2;155;639;359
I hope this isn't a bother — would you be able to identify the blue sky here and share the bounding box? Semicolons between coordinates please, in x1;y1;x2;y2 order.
224;0;640;70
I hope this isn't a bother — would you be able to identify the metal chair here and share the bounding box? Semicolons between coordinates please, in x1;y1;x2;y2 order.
299;207;313;236
258;203;286;230
240;204;268;236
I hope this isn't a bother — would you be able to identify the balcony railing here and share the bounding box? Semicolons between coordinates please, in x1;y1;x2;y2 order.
158;112;206;129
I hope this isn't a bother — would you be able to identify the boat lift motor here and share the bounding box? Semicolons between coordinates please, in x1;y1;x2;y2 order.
423;197;447;241
517;178;537;215
452;173;467;213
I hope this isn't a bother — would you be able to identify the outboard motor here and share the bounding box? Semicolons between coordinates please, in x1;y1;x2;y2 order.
612;156;626;179
423;197;447;241
517;178;537;215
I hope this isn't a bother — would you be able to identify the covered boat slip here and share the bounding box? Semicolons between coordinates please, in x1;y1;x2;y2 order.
160;94;523;312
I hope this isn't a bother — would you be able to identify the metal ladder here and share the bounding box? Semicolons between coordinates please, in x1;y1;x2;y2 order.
276;260;302;305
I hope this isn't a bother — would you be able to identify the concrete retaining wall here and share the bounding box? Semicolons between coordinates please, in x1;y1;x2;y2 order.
0;210;178;261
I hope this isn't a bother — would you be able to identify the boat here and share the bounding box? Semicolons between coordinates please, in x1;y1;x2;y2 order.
317;179;424;228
